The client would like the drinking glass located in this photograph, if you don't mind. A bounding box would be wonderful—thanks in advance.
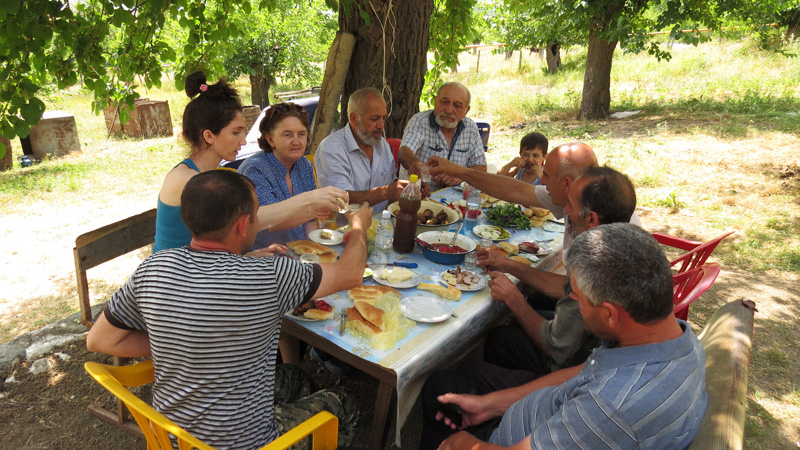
[464,252,477,271]
[300,253,320,264]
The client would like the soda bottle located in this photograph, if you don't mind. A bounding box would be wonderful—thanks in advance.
[392,174,422,253]
[375,210,394,254]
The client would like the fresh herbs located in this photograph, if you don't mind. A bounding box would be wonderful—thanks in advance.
[484,204,531,229]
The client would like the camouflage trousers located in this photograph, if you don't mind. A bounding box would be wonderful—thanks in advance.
[273,364,358,450]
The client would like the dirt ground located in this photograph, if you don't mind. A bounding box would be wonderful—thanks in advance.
[1,125,799,449]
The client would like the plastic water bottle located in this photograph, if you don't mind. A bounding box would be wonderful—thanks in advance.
[375,210,394,254]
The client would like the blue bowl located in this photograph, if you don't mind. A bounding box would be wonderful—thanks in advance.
[416,231,477,265]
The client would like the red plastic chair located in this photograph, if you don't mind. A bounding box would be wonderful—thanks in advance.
[653,231,734,274]
[672,263,721,321]
[386,138,401,169]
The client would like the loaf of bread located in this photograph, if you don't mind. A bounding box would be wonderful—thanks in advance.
[497,242,519,256]
[418,282,462,301]
[286,240,338,263]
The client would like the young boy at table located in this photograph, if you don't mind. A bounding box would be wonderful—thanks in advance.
[497,132,548,185]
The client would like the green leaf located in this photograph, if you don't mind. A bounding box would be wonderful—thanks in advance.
[357,4,371,26]
[20,98,45,122]
[14,120,31,139]
[0,0,20,14]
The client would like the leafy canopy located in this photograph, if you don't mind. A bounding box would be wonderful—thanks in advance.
[0,0,268,157]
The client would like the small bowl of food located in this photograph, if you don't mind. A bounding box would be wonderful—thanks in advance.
[416,231,477,265]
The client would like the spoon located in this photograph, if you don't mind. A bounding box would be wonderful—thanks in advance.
[448,221,465,248]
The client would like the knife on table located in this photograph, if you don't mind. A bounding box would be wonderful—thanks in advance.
[369,261,418,268]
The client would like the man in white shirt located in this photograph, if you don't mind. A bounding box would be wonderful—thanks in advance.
[315,87,417,214]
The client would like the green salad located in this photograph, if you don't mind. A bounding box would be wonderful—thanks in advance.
[484,203,531,229]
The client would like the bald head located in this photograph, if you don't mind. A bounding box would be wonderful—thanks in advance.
[552,142,598,179]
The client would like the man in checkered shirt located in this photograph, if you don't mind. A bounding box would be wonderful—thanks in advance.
[397,82,487,191]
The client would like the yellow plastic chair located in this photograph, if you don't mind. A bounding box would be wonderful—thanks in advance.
[84,360,339,450]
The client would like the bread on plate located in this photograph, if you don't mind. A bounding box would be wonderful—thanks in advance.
[417,282,462,301]
[286,240,338,263]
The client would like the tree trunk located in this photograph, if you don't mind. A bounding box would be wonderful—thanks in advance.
[250,74,273,110]
[339,0,434,138]
[545,42,561,74]
[580,31,617,120]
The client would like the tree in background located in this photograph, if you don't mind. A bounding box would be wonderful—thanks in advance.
[506,0,800,119]
[337,0,436,138]
[222,0,336,108]
[0,0,253,158]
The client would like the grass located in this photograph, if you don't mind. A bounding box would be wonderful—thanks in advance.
[1,37,799,449]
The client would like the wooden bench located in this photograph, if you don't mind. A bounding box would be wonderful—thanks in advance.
[688,299,756,450]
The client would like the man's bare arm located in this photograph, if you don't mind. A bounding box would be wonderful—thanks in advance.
[428,157,544,208]
[86,311,151,358]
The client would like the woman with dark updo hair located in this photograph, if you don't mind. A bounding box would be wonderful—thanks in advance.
[153,72,347,254]
[239,102,318,249]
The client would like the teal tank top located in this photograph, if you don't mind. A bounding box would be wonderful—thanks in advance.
[153,159,199,253]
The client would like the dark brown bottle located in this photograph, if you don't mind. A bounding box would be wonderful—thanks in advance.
[393,175,422,253]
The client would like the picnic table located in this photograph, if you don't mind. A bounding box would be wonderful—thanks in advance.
[281,186,565,448]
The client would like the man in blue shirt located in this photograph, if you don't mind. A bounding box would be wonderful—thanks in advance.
[423,223,708,450]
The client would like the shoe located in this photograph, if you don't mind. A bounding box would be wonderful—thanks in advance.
[310,347,351,376]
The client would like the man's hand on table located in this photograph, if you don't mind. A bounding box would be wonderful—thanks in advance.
[435,392,495,431]
[476,248,510,273]
[244,243,287,258]
[488,272,527,309]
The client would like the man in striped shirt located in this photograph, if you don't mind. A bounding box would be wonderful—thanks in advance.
[87,170,371,450]
[424,224,707,450]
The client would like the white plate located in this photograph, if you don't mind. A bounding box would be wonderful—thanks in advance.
[439,270,487,292]
[472,225,511,241]
[309,229,344,245]
[542,222,565,233]
[372,268,422,289]
[400,296,452,323]
[286,301,337,322]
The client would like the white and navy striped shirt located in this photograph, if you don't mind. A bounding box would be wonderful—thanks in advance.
[490,321,707,449]
[106,247,321,450]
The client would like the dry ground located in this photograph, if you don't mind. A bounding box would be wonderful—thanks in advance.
[1,113,799,447]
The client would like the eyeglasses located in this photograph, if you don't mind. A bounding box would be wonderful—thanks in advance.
[261,102,308,133]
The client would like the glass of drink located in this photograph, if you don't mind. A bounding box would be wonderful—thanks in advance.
[300,253,320,264]
[420,165,431,184]
[480,238,492,251]
[464,252,477,271]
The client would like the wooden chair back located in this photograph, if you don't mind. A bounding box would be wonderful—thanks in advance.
[73,208,156,328]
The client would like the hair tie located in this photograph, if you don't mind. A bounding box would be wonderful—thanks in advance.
[199,84,208,93]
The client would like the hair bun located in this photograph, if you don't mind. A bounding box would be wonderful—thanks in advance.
[185,71,208,98]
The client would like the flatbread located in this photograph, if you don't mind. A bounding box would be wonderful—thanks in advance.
[510,255,532,266]
[417,282,462,301]
[347,307,382,335]
[287,240,338,262]
[348,284,402,304]
[304,309,334,320]
[354,301,385,330]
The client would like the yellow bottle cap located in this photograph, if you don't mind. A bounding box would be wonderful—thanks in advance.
[410,174,418,182]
